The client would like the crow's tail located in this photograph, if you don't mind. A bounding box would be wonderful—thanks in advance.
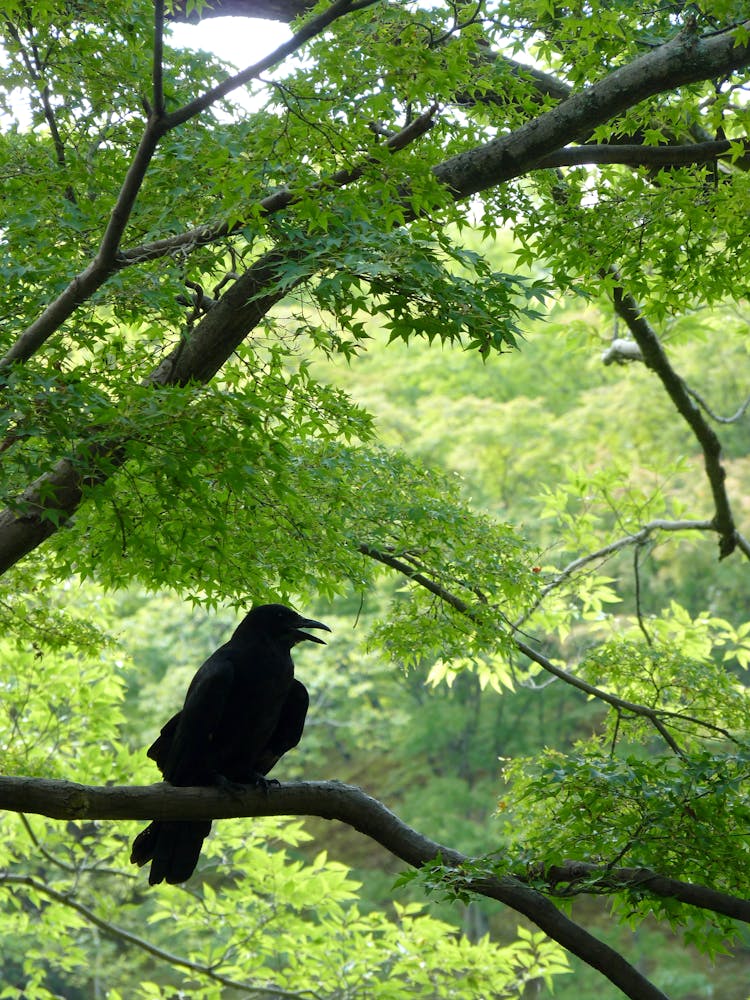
[130,820,212,885]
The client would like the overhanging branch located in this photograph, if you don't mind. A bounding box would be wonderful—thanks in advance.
[358,544,738,749]
[536,137,749,169]
[5,773,746,1000]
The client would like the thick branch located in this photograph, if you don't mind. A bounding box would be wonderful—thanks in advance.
[536,138,749,169]
[432,22,750,199]
[540,860,750,923]
[2,778,745,927]
[0,774,691,1000]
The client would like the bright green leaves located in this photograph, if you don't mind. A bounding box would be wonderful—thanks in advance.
[0,597,125,779]
[299,225,549,358]
[500,748,750,932]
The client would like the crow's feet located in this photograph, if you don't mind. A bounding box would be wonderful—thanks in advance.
[214,772,279,799]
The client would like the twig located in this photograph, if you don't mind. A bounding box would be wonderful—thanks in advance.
[118,102,440,267]
[518,519,713,626]
[633,545,652,647]
[682,383,750,424]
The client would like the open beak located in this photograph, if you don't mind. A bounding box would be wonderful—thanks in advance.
[293,617,332,645]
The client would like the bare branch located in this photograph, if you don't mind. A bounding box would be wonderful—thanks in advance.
[535,137,749,170]
[532,519,714,611]
[682,383,750,424]
[0,774,710,1000]
[609,274,742,560]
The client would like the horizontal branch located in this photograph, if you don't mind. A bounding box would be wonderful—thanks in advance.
[432,21,750,199]
[529,519,714,614]
[3,773,727,1000]
[540,860,750,923]
[536,137,749,170]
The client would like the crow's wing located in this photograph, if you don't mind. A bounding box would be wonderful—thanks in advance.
[161,650,235,785]
[146,712,180,774]
[255,678,309,777]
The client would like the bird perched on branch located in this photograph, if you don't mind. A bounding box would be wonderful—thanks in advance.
[130,603,330,885]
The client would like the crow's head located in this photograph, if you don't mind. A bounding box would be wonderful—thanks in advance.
[236,603,331,646]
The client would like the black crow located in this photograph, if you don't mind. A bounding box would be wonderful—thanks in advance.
[130,603,330,885]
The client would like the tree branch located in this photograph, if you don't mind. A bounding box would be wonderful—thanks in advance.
[117,103,439,267]
[609,273,742,559]
[524,518,715,621]
[0,773,712,1000]
[535,138,749,170]
[3,776,748,991]
[537,859,750,922]
[431,22,750,200]
[152,0,166,118]
[0,0,375,371]
[359,543,741,747]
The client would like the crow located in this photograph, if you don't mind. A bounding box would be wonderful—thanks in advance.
[130,603,330,885]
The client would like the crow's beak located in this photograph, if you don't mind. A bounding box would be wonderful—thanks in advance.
[293,617,332,645]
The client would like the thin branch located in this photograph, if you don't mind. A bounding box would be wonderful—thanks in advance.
[2,19,76,202]
[360,542,742,748]
[520,519,713,625]
[161,0,381,131]
[0,873,313,999]
[19,812,136,879]
[536,859,750,921]
[682,383,750,424]
[119,102,440,267]
[633,545,652,647]
[609,273,742,560]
